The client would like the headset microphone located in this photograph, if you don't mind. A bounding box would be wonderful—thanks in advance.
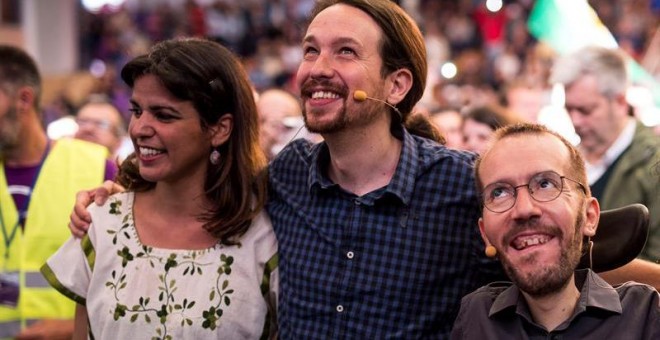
[353,90,402,120]
[353,90,368,102]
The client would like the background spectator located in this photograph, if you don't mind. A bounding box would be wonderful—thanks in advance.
[74,94,131,162]
[257,87,319,160]
[0,44,115,340]
[462,104,521,154]
[429,106,464,149]
[550,45,660,262]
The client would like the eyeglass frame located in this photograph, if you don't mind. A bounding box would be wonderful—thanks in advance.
[75,117,124,136]
[480,170,588,213]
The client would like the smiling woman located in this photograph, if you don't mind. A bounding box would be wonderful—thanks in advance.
[41,38,278,340]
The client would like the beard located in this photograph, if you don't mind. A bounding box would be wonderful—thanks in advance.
[500,210,585,298]
[0,104,21,154]
[303,97,385,134]
[303,104,349,134]
[577,101,617,155]
[300,80,385,134]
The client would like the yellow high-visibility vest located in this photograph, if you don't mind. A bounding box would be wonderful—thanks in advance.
[0,139,107,338]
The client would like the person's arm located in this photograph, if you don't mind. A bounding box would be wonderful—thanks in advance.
[73,304,89,340]
[69,180,125,238]
[267,265,279,340]
[600,259,660,290]
[15,319,73,340]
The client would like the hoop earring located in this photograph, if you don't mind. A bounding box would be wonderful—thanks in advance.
[209,149,221,165]
[485,245,497,258]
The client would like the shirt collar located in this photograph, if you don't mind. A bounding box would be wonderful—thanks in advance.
[586,118,636,170]
[308,142,334,191]
[573,268,622,314]
[307,128,419,205]
[489,283,521,317]
[489,269,622,319]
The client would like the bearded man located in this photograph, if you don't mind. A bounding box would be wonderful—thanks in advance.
[451,123,660,339]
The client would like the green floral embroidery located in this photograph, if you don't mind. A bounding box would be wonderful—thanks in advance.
[117,246,134,267]
[202,254,235,331]
[104,198,234,338]
[105,197,132,245]
[109,200,122,215]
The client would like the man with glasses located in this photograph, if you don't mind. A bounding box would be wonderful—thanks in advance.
[74,95,129,162]
[451,123,660,339]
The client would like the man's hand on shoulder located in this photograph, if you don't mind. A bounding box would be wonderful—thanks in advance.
[69,180,125,238]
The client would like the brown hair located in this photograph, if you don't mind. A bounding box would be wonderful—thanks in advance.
[404,113,446,144]
[309,0,432,139]
[474,123,590,196]
[0,45,42,110]
[464,104,521,132]
[117,38,267,245]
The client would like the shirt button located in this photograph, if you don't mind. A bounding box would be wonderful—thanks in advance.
[336,305,344,313]
[346,251,354,259]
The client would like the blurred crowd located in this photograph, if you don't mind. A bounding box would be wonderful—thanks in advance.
[3,1,659,338]
[42,0,660,156]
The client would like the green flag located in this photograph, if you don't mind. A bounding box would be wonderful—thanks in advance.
[528,0,660,108]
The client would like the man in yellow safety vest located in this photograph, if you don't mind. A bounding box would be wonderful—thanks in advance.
[0,45,116,339]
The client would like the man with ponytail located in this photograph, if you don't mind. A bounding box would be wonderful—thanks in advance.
[266,0,504,337]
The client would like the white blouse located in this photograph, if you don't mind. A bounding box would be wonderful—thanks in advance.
[43,192,278,339]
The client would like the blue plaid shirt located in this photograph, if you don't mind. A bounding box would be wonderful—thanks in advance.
[267,129,504,339]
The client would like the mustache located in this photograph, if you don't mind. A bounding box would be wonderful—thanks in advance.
[503,219,563,246]
[299,79,348,97]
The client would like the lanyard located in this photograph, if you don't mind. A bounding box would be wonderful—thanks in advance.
[1,142,50,261]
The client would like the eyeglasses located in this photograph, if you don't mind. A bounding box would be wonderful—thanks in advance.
[76,117,113,131]
[482,171,587,213]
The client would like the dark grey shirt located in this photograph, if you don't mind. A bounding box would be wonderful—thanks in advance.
[451,269,660,339]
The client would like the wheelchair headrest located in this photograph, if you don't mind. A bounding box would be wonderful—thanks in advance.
[578,203,649,272]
